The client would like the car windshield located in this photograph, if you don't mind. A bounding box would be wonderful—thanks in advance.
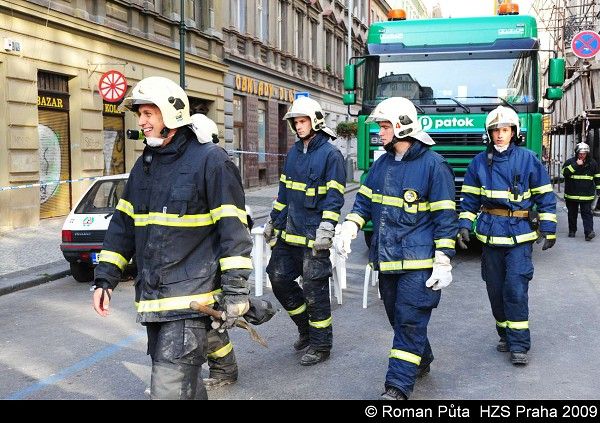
[363,50,536,107]
[75,179,127,214]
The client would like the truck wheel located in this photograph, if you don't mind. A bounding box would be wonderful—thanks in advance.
[70,262,94,283]
[364,231,373,248]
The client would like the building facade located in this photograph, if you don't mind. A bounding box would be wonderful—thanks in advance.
[0,0,226,229]
[221,0,368,187]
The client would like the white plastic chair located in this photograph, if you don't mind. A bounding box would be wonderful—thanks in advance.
[362,263,380,308]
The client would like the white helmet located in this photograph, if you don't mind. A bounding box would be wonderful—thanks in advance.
[366,97,434,145]
[283,96,336,139]
[485,106,520,138]
[575,142,590,154]
[190,114,219,144]
[119,76,191,129]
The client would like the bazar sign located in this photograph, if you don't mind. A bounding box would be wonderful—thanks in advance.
[234,74,296,103]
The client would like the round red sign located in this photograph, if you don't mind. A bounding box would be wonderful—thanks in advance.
[98,70,127,103]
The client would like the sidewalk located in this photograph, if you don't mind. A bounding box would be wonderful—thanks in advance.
[0,173,360,296]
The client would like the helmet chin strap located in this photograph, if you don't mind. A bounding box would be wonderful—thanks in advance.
[384,137,400,153]
[298,129,316,141]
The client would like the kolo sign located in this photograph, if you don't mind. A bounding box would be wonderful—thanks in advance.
[98,70,128,103]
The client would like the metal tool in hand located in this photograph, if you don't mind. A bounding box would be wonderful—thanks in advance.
[189,301,268,348]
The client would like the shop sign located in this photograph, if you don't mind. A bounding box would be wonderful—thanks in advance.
[234,74,297,103]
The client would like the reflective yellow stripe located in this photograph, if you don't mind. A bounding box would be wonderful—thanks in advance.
[596,185,600,189]
[309,316,332,328]
[280,174,287,183]
[219,256,253,271]
[288,303,307,316]
[482,189,532,202]
[290,181,307,191]
[358,185,372,198]
[564,194,595,201]
[595,174,600,178]
[475,231,538,245]
[569,175,594,180]
[326,180,345,194]
[496,320,507,328]
[461,185,481,195]
[274,201,286,211]
[318,186,327,194]
[546,234,556,240]
[379,258,434,272]
[134,212,213,227]
[322,211,340,222]
[306,186,328,196]
[430,200,456,211]
[207,342,233,359]
[280,231,315,248]
[435,238,456,249]
[98,250,129,271]
[135,289,220,313]
[116,199,134,218]
[346,213,365,228]
[389,349,421,366]
[538,213,557,222]
[566,165,575,173]
[210,204,248,224]
[459,211,477,221]
[306,187,316,196]
[507,320,529,330]
[530,184,552,195]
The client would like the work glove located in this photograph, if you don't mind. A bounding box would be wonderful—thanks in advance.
[456,228,470,250]
[334,220,359,259]
[263,219,276,247]
[313,221,336,252]
[536,232,556,251]
[212,276,250,332]
[425,251,453,291]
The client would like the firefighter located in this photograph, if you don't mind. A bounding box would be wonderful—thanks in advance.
[336,97,458,400]
[562,142,600,241]
[457,105,557,366]
[264,96,345,366]
[92,76,253,399]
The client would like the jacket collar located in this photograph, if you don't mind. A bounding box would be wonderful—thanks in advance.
[146,126,193,160]
[294,131,329,153]
[386,138,429,161]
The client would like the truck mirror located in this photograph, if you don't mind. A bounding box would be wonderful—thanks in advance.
[344,64,356,91]
[548,58,565,87]
[343,92,356,105]
[544,87,563,100]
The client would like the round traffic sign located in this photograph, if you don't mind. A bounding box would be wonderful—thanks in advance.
[571,30,600,59]
[98,70,128,103]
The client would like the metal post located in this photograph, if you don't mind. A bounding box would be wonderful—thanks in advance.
[179,0,186,89]
[346,0,354,181]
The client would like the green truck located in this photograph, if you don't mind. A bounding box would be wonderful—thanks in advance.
[343,11,565,243]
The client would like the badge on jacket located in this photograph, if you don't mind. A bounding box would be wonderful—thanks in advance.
[403,189,419,203]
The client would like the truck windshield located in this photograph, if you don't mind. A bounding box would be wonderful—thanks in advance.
[363,51,536,107]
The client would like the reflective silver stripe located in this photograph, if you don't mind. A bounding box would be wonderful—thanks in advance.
[564,194,595,201]
[135,289,220,313]
[430,200,456,211]
[322,211,340,222]
[358,185,372,198]
[379,258,434,272]
[116,199,134,218]
[482,189,532,202]
[530,184,552,195]
[98,250,129,271]
[569,175,594,180]
[459,211,477,221]
[207,342,233,359]
[496,320,507,328]
[507,320,529,330]
[434,238,456,249]
[309,316,332,328]
[538,213,557,222]
[210,204,248,224]
[288,303,307,316]
[461,185,481,195]
[389,349,421,365]
[326,180,345,194]
[274,201,286,211]
[219,256,253,271]
[346,213,365,228]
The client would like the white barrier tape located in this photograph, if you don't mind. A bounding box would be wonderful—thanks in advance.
[226,149,287,157]
[0,176,100,192]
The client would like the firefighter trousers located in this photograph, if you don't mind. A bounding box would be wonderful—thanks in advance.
[566,200,594,235]
[266,241,333,350]
[378,270,440,399]
[206,328,238,381]
[481,243,534,353]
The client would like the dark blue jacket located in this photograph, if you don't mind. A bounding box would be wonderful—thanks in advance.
[270,132,345,247]
[562,156,600,201]
[346,141,458,272]
[459,143,557,245]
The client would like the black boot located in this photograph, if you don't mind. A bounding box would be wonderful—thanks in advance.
[585,231,595,241]
[511,351,528,365]
[203,376,237,391]
[568,231,576,238]
[497,338,509,352]
[293,333,310,351]
[300,348,330,366]
[381,385,407,400]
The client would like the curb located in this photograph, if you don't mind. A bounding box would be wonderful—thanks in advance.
[0,261,70,297]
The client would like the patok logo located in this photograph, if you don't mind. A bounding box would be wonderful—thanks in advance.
[419,116,475,130]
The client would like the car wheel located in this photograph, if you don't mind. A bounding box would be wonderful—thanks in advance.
[70,262,94,283]
[364,231,373,249]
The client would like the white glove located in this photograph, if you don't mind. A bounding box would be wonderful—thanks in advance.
[334,221,359,259]
[425,251,452,291]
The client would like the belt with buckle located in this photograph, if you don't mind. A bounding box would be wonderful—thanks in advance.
[481,207,529,218]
